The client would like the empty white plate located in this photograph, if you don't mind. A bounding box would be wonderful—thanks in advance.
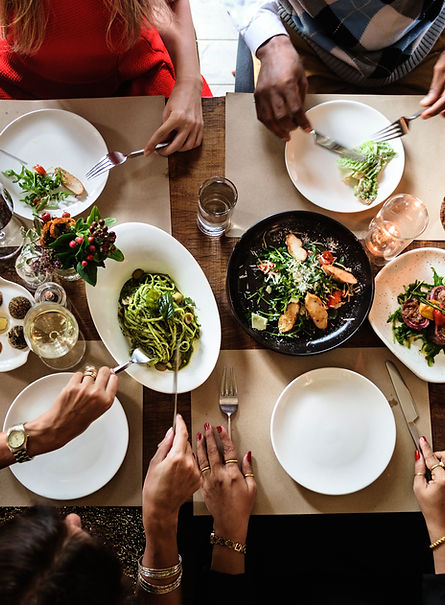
[3,372,128,500]
[285,100,405,213]
[270,367,396,495]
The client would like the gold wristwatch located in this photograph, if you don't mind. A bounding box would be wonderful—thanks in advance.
[6,424,32,463]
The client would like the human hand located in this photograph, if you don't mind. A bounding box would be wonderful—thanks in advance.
[196,423,256,544]
[255,35,312,141]
[144,78,204,156]
[25,367,118,457]
[413,436,445,540]
[142,414,200,532]
[420,50,445,118]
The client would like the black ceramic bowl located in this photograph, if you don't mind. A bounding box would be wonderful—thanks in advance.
[226,211,374,356]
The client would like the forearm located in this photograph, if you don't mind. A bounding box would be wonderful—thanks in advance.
[428,528,445,573]
[157,0,201,86]
[210,524,248,575]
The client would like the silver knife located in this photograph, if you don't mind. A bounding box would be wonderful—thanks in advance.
[385,360,421,449]
[310,130,366,162]
[172,341,180,432]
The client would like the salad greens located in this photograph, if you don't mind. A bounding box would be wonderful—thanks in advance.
[387,267,445,366]
[338,140,396,205]
[3,165,71,214]
[248,239,357,338]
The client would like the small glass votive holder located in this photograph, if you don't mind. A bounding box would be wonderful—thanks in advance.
[197,176,238,237]
[363,193,429,265]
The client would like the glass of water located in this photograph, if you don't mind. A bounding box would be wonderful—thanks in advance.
[197,176,238,237]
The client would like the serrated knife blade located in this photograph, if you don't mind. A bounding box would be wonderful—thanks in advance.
[385,360,420,449]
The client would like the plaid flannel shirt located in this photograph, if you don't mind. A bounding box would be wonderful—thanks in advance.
[279,0,445,86]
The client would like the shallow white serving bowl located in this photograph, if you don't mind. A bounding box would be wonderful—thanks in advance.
[270,367,396,495]
[3,373,128,500]
[86,222,221,393]
[0,276,33,371]
[369,247,445,383]
[285,100,405,213]
[0,108,108,220]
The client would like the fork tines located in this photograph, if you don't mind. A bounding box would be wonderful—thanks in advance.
[85,156,112,179]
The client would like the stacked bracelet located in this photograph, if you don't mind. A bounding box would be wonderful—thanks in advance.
[429,536,445,550]
[210,531,247,555]
[137,555,182,594]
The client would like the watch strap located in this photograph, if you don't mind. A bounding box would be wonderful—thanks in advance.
[6,424,33,463]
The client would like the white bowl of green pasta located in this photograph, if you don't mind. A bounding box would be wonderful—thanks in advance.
[86,222,221,393]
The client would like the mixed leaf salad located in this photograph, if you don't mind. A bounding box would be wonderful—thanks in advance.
[3,164,84,215]
[248,233,359,338]
[338,140,396,205]
[388,267,445,366]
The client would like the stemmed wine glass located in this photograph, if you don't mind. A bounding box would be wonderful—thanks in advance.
[0,184,23,259]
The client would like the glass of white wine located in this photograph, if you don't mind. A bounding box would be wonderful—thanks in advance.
[23,302,86,370]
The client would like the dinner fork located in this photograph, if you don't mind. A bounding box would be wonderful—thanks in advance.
[219,367,238,439]
[112,347,153,374]
[370,110,423,143]
[85,142,170,179]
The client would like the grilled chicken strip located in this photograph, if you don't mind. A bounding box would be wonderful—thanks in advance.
[322,264,357,285]
[304,292,328,330]
[286,233,307,262]
[278,301,300,333]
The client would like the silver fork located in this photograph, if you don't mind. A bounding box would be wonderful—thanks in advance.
[85,142,170,179]
[112,347,154,374]
[219,367,238,439]
[370,110,423,143]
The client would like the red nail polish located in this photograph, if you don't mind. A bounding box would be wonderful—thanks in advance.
[421,436,427,442]
[415,449,421,461]
[204,423,210,431]
[197,432,202,441]
[247,451,252,463]
[216,425,223,433]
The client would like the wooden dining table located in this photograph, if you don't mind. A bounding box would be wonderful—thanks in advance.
[0,95,444,603]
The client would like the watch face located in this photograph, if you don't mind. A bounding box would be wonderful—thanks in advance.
[8,430,25,449]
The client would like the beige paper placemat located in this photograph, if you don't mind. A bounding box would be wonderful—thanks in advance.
[0,97,171,232]
[0,340,142,506]
[192,348,431,515]
[226,93,444,240]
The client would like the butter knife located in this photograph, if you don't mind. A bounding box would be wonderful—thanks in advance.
[385,360,421,449]
[310,130,366,162]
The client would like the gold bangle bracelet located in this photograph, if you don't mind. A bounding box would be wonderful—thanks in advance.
[429,536,445,550]
[210,531,247,554]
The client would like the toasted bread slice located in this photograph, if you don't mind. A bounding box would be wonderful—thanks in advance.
[278,301,300,333]
[57,168,85,196]
[286,233,307,262]
[304,292,328,330]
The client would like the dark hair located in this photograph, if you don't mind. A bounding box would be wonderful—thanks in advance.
[0,505,131,605]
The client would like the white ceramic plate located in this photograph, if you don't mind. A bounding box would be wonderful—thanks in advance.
[369,247,445,382]
[0,109,108,220]
[270,368,396,495]
[0,276,33,371]
[3,373,128,500]
[86,222,221,393]
[285,100,405,213]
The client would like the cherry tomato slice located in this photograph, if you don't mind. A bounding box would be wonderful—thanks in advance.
[327,290,343,308]
[433,307,445,327]
[318,250,334,265]
[33,164,46,175]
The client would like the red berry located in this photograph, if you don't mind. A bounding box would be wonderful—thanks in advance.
[81,260,88,267]
[41,212,51,223]
[75,236,84,244]
[62,212,71,218]
[86,254,94,261]
[88,236,95,243]
[88,245,96,252]
[69,240,78,248]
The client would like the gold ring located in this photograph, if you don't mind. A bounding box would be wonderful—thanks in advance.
[82,365,97,380]
[431,462,445,471]
[224,459,238,464]
[200,466,210,473]
[244,473,255,478]
[414,472,426,476]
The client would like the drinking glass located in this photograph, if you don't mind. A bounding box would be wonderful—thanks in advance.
[197,176,238,236]
[0,184,23,260]
[363,193,429,265]
[23,301,86,370]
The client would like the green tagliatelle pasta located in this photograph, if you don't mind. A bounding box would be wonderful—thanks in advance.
[118,271,200,370]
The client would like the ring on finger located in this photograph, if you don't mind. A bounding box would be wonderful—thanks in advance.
[414,472,426,476]
[430,462,444,471]
[200,465,211,473]
[244,473,255,478]
[82,365,97,380]
[225,459,238,465]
